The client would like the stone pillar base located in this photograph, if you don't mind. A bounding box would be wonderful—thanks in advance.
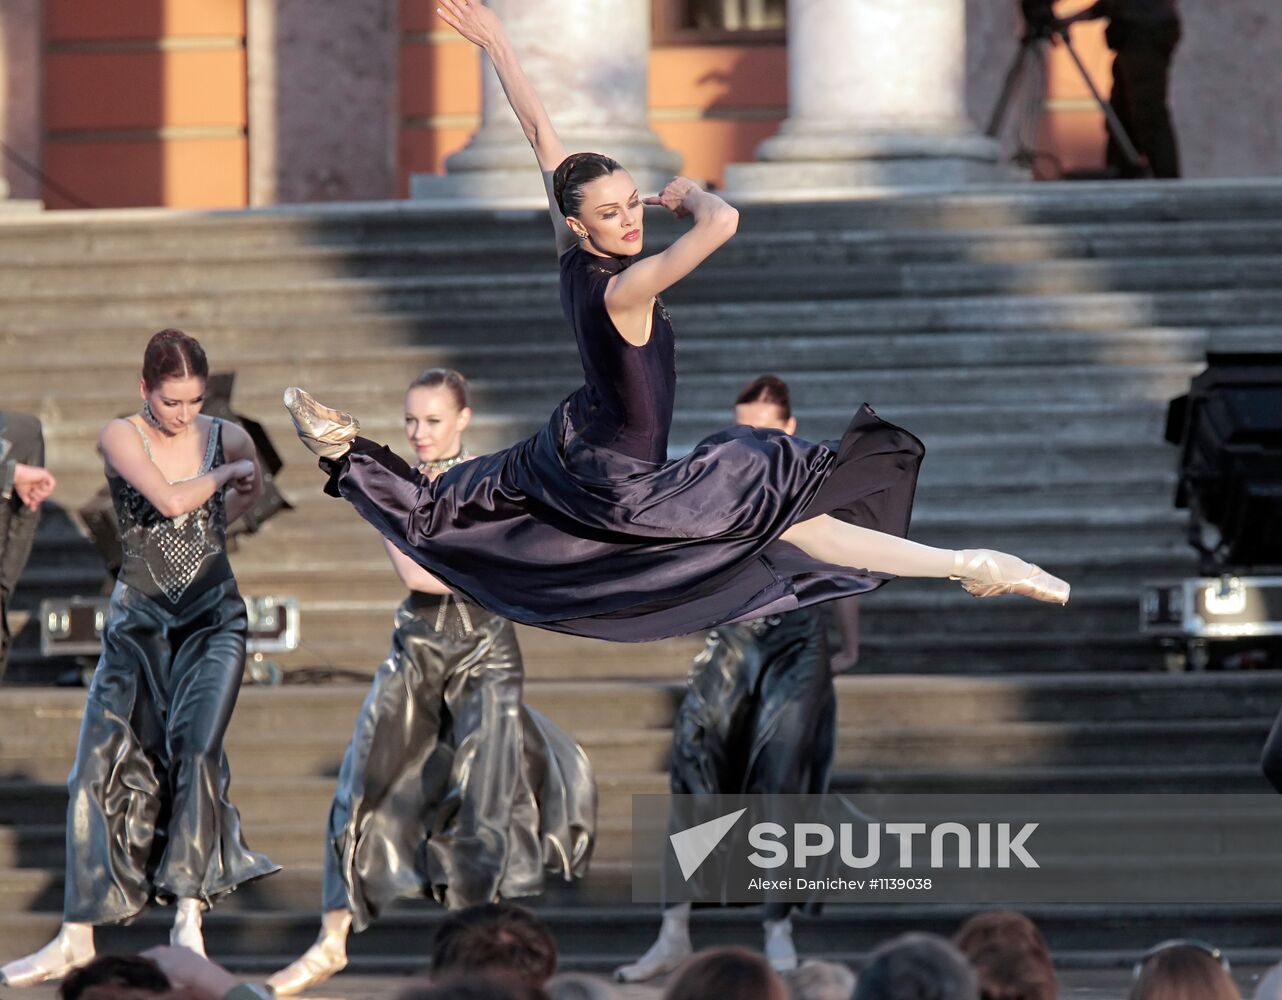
[0,196,44,213]
[412,126,681,208]
[724,128,1004,199]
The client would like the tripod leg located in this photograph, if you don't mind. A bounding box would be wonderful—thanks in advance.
[987,41,1032,137]
[1058,29,1147,174]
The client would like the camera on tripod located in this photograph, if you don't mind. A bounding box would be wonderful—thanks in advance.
[989,0,1145,178]
[1020,0,1062,41]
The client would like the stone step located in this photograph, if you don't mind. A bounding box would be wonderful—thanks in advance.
[2,903,1281,974]
[0,773,667,831]
[2,362,1204,426]
[0,673,1278,732]
[0,715,1270,786]
[4,177,1282,252]
[0,255,1279,328]
[6,325,1275,384]
[3,240,1282,301]
[2,264,1282,333]
[850,632,1166,674]
[840,760,1275,794]
[5,217,1282,278]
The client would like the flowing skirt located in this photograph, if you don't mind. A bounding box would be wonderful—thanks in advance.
[322,594,595,931]
[325,398,923,643]
[63,579,279,924]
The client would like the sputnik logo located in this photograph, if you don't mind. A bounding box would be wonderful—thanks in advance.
[669,808,747,880]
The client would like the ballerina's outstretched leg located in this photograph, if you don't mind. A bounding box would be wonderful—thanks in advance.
[780,515,1069,604]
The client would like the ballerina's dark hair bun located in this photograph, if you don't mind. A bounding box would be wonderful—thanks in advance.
[553,152,623,217]
[142,329,208,390]
[409,367,470,410]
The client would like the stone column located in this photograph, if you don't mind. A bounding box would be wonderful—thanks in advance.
[0,0,43,205]
[724,0,1000,197]
[248,0,398,205]
[412,0,681,206]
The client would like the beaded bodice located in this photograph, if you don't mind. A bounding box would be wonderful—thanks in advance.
[108,418,232,608]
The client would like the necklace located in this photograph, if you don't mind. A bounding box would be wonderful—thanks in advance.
[417,450,470,475]
[141,399,163,429]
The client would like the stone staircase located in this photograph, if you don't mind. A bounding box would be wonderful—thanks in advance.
[9,180,1282,679]
[3,180,1282,973]
[0,672,1279,973]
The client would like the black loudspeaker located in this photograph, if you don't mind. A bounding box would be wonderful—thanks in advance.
[1167,353,1282,571]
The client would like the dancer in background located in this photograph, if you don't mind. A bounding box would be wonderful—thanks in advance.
[0,330,279,987]
[268,369,595,997]
[616,376,839,982]
[283,0,1068,648]
[0,410,57,679]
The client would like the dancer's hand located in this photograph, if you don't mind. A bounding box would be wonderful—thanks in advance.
[437,0,504,50]
[13,464,55,511]
[220,458,256,493]
[141,945,240,1000]
[644,177,704,220]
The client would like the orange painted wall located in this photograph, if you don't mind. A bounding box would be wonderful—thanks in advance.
[42,0,247,209]
[40,2,1113,208]
[1042,20,1113,175]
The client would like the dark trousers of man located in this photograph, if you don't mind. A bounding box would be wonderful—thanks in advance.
[1107,22,1181,178]
[0,412,45,678]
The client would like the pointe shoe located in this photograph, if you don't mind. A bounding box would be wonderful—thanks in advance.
[171,900,206,958]
[1,935,94,987]
[266,936,348,996]
[283,387,360,460]
[951,550,1070,605]
[613,934,693,983]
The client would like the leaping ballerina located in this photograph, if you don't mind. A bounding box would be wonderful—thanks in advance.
[282,0,1069,648]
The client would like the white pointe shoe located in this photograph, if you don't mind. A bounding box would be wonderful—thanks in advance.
[171,899,207,957]
[266,935,349,996]
[764,919,798,973]
[282,387,360,460]
[0,933,94,987]
[613,933,693,983]
[950,550,1070,605]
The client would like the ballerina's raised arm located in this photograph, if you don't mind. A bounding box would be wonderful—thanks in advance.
[437,1,740,346]
[436,0,574,253]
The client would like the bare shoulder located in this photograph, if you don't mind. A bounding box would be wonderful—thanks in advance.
[219,420,257,463]
[99,416,142,448]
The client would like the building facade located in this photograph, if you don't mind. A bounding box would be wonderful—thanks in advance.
[2,0,1279,209]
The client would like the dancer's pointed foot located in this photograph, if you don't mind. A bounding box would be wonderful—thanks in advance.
[0,927,95,987]
[283,387,359,460]
[171,899,206,958]
[763,918,798,973]
[613,932,693,983]
[951,549,1070,605]
[266,930,349,995]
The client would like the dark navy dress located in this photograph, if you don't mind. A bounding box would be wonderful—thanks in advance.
[324,247,924,643]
